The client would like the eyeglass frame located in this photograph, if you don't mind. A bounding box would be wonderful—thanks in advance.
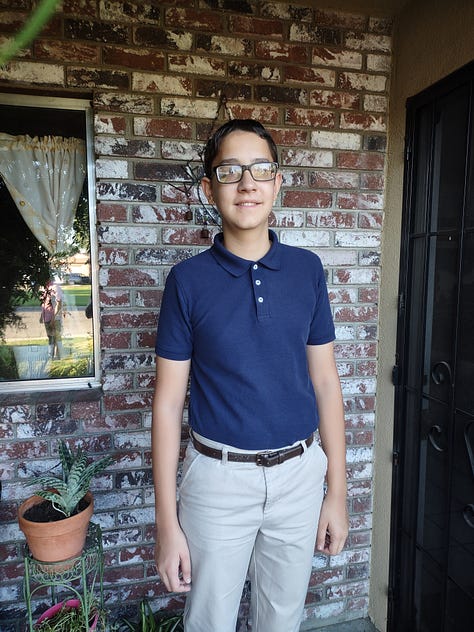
[212,161,279,184]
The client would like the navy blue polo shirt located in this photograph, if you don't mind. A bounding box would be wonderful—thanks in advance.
[155,230,335,450]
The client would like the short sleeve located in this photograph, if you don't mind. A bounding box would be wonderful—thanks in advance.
[307,259,335,346]
[155,269,193,360]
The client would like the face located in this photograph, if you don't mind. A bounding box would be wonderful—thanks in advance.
[201,130,282,235]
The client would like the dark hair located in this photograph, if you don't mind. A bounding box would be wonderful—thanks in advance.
[202,119,278,178]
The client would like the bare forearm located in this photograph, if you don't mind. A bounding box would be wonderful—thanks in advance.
[152,403,182,531]
[317,378,347,497]
[151,357,190,531]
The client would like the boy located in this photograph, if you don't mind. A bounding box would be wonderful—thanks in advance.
[152,119,348,632]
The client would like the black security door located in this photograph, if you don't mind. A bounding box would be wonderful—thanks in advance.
[389,62,474,631]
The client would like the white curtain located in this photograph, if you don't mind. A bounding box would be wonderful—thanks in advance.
[0,133,86,254]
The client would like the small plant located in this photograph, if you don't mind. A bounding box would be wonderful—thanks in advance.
[121,600,183,632]
[25,440,113,518]
[35,598,104,631]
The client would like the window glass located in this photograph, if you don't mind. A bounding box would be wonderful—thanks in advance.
[0,95,98,390]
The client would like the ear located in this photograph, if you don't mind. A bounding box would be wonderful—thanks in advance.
[201,176,214,204]
[273,171,283,202]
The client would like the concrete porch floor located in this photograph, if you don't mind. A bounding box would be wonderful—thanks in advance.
[304,618,379,632]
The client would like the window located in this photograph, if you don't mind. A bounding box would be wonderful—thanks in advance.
[0,94,99,392]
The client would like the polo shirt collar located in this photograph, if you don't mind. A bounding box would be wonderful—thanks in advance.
[211,230,282,277]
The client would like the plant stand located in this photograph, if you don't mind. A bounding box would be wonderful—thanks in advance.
[23,522,104,631]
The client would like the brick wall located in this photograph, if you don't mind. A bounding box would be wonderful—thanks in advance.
[0,1,392,629]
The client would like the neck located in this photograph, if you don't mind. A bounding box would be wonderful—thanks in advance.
[222,227,271,261]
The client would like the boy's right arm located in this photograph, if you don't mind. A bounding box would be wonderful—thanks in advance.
[152,355,192,592]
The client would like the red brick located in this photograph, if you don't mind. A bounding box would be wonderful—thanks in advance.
[133,117,192,139]
[255,41,307,64]
[311,89,361,110]
[337,192,383,210]
[162,227,213,245]
[229,15,284,37]
[285,108,336,128]
[337,151,385,170]
[104,392,153,411]
[283,190,333,208]
[334,306,378,322]
[103,46,165,71]
[34,39,99,62]
[101,331,133,349]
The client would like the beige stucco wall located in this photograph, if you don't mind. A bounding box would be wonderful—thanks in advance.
[370,1,474,630]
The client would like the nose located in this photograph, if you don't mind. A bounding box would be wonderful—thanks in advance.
[237,167,257,189]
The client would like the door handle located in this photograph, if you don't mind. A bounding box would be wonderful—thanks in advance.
[463,504,474,529]
[431,361,452,385]
[428,424,445,452]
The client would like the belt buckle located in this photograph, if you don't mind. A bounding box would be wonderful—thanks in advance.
[256,450,281,467]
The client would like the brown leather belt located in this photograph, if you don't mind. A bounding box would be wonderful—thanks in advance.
[191,433,314,467]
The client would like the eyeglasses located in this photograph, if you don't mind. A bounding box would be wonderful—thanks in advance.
[212,161,279,184]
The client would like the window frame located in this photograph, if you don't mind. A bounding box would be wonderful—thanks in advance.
[0,93,101,394]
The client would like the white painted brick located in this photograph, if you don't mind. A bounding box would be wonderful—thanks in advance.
[161,141,203,161]
[94,489,142,510]
[330,547,371,567]
[0,61,64,85]
[161,97,217,119]
[282,148,333,168]
[341,72,387,92]
[117,506,156,525]
[367,53,392,72]
[103,373,133,391]
[335,231,381,248]
[99,225,157,244]
[335,325,356,340]
[346,445,374,463]
[96,159,129,179]
[95,136,155,157]
[312,48,363,69]
[280,230,330,247]
[311,130,361,150]
[208,36,251,56]
[271,210,305,227]
[345,32,392,53]
[318,250,358,266]
[364,94,388,112]
[132,73,191,94]
[168,55,226,76]
[114,431,151,448]
[303,601,346,621]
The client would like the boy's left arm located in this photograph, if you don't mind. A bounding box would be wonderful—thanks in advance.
[307,342,349,555]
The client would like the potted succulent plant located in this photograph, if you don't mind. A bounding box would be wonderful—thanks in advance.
[18,440,113,564]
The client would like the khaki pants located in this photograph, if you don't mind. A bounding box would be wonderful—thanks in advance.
[178,435,327,632]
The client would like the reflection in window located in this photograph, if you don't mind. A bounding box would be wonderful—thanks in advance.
[0,96,97,388]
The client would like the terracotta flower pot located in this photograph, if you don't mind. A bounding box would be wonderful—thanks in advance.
[18,491,93,564]
[37,598,98,630]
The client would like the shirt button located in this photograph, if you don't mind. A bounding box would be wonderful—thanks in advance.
[253,264,258,270]
[255,279,261,286]
[258,297,264,303]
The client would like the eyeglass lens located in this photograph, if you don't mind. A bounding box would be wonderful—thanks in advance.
[214,162,278,183]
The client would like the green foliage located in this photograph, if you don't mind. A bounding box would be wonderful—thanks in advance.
[26,440,114,518]
[0,177,51,338]
[121,600,184,632]
[35,600,106,632]
[0,345,18,380]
